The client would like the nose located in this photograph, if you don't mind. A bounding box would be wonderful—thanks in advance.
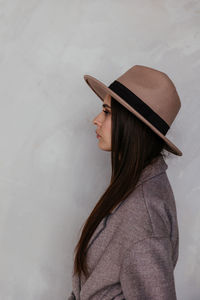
[93,112,102,126]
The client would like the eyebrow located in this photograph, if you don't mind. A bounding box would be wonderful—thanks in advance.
[102,104,111,109]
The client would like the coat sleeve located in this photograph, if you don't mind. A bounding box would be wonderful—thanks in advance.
[119,236,177,300]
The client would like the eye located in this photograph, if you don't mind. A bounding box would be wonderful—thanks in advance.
[103,110,109,115]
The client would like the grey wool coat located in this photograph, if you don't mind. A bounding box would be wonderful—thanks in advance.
[68,155,179,300]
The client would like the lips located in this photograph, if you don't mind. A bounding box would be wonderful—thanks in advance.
[96,131,101,137]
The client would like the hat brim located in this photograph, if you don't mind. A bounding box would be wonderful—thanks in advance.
[84,74,182,156]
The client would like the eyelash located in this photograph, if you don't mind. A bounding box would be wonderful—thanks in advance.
[103,110,109,115]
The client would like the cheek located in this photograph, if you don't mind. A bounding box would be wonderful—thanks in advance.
[104,117,112,136]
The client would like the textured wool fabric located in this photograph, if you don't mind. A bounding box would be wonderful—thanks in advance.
[68,155,179,300]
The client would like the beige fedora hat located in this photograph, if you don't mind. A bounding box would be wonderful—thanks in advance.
[84,64,182,156]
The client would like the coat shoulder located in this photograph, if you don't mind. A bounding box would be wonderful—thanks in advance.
[114,170,178,247]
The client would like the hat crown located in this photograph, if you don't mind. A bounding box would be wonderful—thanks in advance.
[117,65,181,126]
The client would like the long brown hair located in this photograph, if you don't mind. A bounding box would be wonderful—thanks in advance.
[73,95,171,279]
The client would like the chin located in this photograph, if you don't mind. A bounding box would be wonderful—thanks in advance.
[98,139,111,151]
[98,144,111,151]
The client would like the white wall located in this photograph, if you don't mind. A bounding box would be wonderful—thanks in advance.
[0,0,199,299]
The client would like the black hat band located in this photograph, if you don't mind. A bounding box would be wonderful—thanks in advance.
[108,80,170,136]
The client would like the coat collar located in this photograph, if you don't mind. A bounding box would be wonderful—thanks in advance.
[135,154,168,187]
[110,154,168,215]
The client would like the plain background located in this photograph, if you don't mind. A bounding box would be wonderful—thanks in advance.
[0,1,199,299]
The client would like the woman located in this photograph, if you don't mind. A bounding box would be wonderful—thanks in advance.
[68,65,182,300]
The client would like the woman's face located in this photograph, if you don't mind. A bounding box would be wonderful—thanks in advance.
[93,94,112,151]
